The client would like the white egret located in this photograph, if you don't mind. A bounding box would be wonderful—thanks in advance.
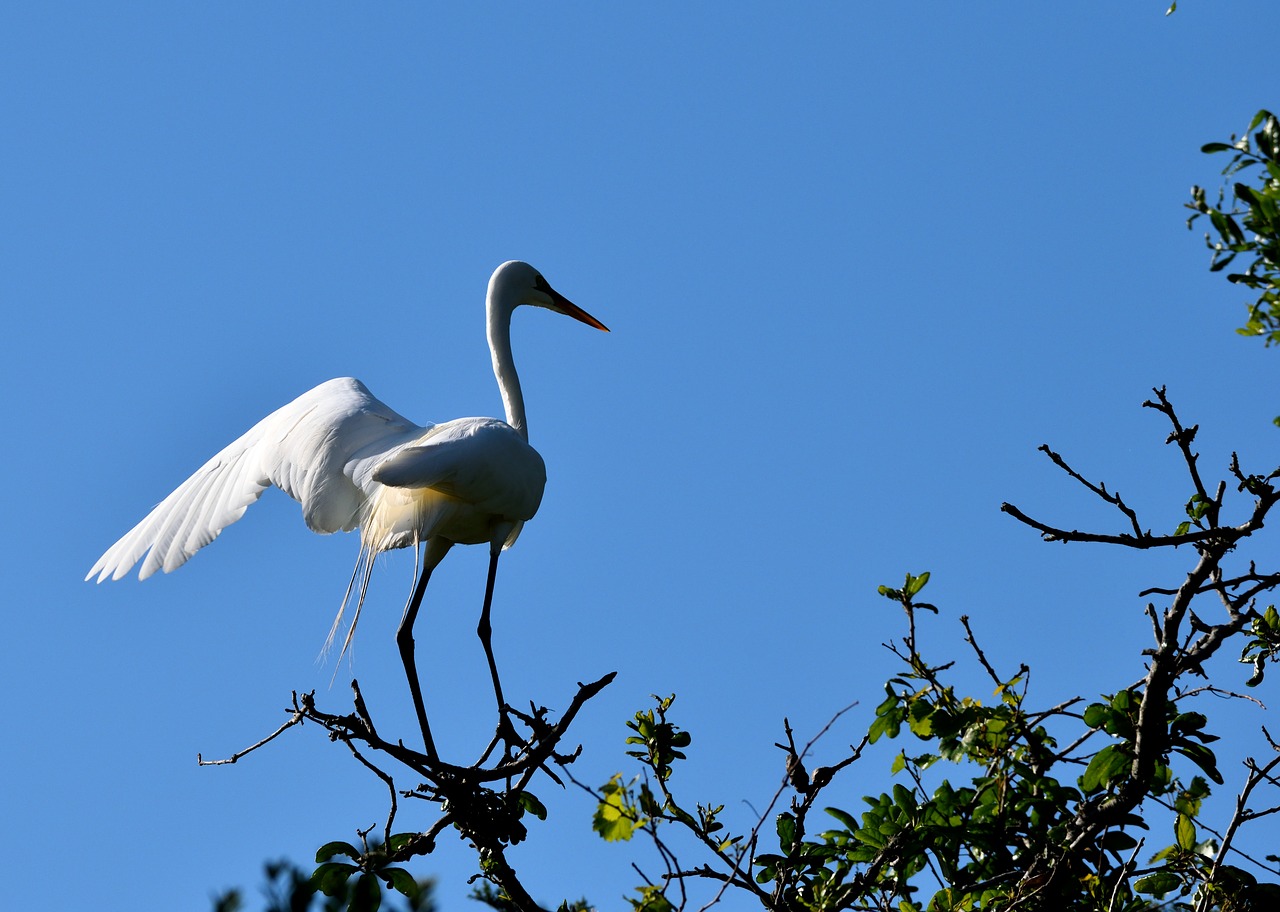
[86,260,609,758]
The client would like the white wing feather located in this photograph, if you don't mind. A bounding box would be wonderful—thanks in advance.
[86,378,426,582]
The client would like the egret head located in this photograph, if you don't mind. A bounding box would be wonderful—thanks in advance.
[489,260,609,332]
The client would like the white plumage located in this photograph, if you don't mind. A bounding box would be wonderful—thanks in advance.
[86,379,543,583]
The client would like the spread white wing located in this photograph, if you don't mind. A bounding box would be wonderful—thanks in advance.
[86,377,426,582]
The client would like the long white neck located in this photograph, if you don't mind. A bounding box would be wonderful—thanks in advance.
[487,295,528,439]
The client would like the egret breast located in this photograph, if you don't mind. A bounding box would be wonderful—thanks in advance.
[361,417,547,553]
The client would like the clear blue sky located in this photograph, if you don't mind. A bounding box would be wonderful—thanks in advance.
[4,3,1279,909]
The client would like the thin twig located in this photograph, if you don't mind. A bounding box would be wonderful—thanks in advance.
[341,736,399,843]
[197,695,307,766]
[1212,754,1280,881]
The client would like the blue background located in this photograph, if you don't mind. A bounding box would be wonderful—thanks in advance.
[4,3,1279,909]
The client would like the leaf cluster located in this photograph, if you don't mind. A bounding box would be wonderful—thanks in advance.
[310,836,432,912]
[213,859,435,912]
[1188,110,1280,347]
[626,695,692,782]
[1241,605,1280,686]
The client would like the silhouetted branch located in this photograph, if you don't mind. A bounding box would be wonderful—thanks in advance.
[1036,443,1145,538]
[203,665,615,912]
[1213,754,1280,882]
[1144,386,1216,519]
[997,392,1280,900]
[999,501,1226,548]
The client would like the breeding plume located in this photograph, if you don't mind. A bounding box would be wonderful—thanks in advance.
[87,260,609,758]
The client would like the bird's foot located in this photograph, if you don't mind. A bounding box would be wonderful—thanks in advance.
[496,709,524,756]
[475,706,527,767]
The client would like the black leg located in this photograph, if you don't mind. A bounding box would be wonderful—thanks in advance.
[396,539,451,761]
[478,548,506,716]
[473,545,526,766]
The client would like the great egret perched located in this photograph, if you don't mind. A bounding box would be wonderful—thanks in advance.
[87,260,609,758]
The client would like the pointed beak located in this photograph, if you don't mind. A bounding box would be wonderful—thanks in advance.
[550,287,610,332]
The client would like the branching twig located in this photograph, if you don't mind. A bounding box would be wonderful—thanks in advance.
[1212,754,1280,881]
[197,694,308,766]
[1037,443,1145,538]
[202,666,616,912]
[1143,386,1216,525]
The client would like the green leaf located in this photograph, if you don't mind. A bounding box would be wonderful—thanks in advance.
[386,833,417,853]
[754,854,781,884]
[1175,813,1196,851]
[906,706,934,738]
[316,841,361,862]
[905,572,930,596]
[824,806,859,831]
[630,885,676,912]
[1134,871,1180,897]
[593,782,640,842]
[350,872,382,912]
[891,783,916,810]
[776,813,796,852]
[867,712,894,744]
[311,862,359,897]
[1083,703,1109,728]
[637,783,662,818]
[1171,711,1208,735]
[1172,742,1224,784]
[1081,745,1130,793]
[852,826,886,848]
[382,868,419,899]
[1100,830,1138,852]
[519,791,548,821]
